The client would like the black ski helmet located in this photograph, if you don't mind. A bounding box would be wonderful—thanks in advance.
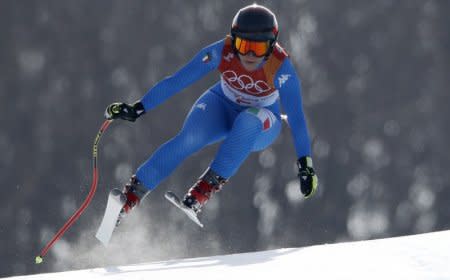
[231,4,278,55]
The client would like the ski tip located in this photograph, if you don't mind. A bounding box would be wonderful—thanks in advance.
[164,190,175,197]
[165,191,179,202]
[35,255,43,264]
[95,235,111,247]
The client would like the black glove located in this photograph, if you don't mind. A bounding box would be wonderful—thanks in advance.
[105,102,145,122]
[297,156,318,198]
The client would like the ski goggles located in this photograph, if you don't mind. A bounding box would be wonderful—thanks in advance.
[234,36,271,57]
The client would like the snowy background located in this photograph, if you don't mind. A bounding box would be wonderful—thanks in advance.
[1,0,449,277]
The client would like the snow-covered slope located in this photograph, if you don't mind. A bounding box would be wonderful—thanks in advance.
[6,230,450,280]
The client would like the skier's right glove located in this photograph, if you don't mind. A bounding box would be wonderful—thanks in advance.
[297,156,318,198]
[105,101,145,122]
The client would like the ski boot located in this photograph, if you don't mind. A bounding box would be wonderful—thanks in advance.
[182,168,227,213]
[116,175,150,225]
[96,175,150,245]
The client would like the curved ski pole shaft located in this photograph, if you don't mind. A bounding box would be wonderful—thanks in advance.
[35,120,113,264]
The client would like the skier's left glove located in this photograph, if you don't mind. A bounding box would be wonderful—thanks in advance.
[105,101,145,122]
[297,156,318,198]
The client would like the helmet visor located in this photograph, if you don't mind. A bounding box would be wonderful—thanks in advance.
[234,36,270,57]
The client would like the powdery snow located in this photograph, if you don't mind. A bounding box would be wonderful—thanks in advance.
[5,230,450,280]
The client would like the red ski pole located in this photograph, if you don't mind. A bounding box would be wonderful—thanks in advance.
[35,119,113,264]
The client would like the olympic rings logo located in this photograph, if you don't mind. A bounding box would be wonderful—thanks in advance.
[222,70,271,95]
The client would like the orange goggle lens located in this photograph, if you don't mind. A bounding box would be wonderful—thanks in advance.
[234,37,270,57]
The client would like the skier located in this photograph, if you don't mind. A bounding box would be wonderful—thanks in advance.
[104,4,318,225]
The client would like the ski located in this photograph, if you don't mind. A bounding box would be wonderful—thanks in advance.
[95,188,126,246]
[165,191,204,228]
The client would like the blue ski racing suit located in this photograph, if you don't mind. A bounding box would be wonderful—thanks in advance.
[134,36,312,191]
